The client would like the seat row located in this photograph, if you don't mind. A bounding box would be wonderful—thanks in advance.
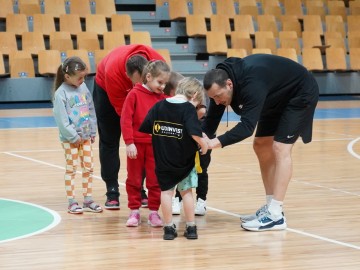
[0,31,154,55]
[0,0,117,19]
[1,13,133,36]
[226,47,360,71]
[203,31,360,55]
[159,0,360,21]
[184,14,360,38]
[0,48,172,78]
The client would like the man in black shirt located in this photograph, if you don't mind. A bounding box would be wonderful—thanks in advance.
[202,55,319,232]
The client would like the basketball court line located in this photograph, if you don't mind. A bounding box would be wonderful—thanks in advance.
[0,198,62,244]
[3,149,360,251]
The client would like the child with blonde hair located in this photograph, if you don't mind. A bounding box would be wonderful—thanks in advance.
[53,56,102,214]
[140,77,208,240]
[121,60,170,227]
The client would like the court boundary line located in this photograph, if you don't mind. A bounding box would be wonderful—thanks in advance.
[0,198,61,244]
[3,151,360,251]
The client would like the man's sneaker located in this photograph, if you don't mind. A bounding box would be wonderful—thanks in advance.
[240,204,267,223]
[148,211,163,227]
[126,211,141,227]
[241,211,287,232]
[172,197,182,215]
[141,189,148,208]
[163,224,177,240]
[184,225,198,239]
[194,198,207,216]
[104,198,120,210]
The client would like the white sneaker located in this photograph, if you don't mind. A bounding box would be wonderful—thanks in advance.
[194,198,207,216]
[172,197,182,215]
[240,204,267,223]
[241,210,287,232]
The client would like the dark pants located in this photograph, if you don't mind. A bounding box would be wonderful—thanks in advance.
[93,80,120,198]
[175,150,212,201]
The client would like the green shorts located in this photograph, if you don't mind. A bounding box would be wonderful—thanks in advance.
[176,167,198,192]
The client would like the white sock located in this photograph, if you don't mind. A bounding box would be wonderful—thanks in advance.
[268,199,283,219]
[266,195,273,206]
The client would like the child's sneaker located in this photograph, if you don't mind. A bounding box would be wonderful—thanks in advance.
[83,200,103,213]
[184,225,198,239]
[148,211,163,227]
[240,204,267,222]
[163,224,177,240]
[194,198,207,216]
[126,210,141,227]
[172,197,182,215]
[241,210,287,232]
[141,189,148,208]
[68,202,83,214]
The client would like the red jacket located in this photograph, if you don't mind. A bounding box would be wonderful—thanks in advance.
[95,44,165,116]
[121,84,167,145]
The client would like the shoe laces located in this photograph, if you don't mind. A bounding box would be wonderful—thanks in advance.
[129,211,140,219]
[256,204,267,215]
[149,211,161,220]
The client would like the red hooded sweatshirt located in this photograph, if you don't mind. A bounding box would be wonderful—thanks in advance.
[95,44,165,116]
[121,83,167,145]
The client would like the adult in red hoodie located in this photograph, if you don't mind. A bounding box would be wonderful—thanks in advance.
[93,44,165,209]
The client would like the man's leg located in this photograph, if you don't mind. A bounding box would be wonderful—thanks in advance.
[93,81,121,208]
[272,141,294,202]
[241,139,292,231]
[240,137,275,222]
[253,136,275,196]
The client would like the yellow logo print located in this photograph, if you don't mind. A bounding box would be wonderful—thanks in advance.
[154,123,160,133]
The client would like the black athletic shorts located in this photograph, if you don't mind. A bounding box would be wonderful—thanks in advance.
[255,75,319,144]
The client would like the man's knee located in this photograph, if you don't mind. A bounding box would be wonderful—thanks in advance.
[253,136,274,154]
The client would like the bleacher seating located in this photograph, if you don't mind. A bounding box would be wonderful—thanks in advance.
[1,0,360,100]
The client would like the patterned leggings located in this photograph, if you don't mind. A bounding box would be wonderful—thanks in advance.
[61,139,94,200]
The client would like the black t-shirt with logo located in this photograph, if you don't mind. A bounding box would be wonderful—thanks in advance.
[139,100,202,191]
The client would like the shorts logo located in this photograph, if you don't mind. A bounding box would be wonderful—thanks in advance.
[153,121,183,139]
[287,135,295,139]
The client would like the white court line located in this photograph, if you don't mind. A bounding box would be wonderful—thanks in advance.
[0,198,61,244]
[4,151,360,250]
[3,152,124,185]
[347,137,360,160]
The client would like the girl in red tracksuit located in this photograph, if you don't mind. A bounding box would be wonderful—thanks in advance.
[121,60,170,227]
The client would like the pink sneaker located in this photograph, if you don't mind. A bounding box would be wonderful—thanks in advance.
[148,211,163,227]
[126,211,141,227]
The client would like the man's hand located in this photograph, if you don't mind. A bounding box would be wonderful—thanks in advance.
[208,137,222,149]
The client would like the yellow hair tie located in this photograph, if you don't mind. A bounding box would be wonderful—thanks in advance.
[195,151,202,173]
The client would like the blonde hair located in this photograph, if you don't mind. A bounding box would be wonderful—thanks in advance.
[142,60,170,84]
[175,77,204,105]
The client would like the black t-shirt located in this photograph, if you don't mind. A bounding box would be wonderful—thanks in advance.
[139,100,202,191]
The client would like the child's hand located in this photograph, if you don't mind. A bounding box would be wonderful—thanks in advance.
[200,143,208,155]
[126,144,137,159]
[73,137,82,147]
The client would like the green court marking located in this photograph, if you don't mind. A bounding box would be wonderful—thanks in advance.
[0,198,61,243]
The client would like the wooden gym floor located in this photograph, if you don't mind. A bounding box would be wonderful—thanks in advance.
[0,97,360,269]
